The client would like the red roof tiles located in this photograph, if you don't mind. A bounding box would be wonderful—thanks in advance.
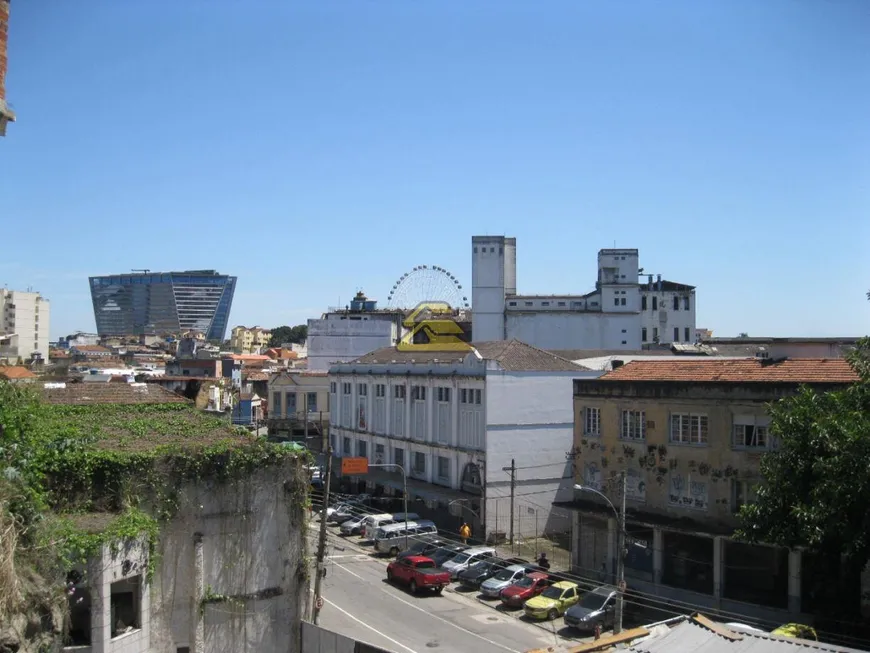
[0,366,37,379]
[601,358,858,384]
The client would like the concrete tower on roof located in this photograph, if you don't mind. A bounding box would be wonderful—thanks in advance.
[471,235,517,342]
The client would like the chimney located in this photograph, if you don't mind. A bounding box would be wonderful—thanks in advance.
[657,274,662,292]
[0,0,13,135]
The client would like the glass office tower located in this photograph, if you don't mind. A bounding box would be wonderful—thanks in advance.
[89,270,237,341]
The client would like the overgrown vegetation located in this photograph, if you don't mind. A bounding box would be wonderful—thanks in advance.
[0,381,308,643]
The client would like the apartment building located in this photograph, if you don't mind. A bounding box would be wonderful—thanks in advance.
[564,357,859,625]
[328,340,601,538]
[267,371,331,445]
[0,289,50,364]
[230,326,271,354]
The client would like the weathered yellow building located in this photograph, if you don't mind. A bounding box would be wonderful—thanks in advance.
[230,325,271,354]
[267,371,330,445]
[565,357,858,626]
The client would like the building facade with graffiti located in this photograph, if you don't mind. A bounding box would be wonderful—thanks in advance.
[328,339,601,538]
[563,356,860,627]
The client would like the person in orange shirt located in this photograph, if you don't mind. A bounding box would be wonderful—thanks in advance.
[459,522,471,544]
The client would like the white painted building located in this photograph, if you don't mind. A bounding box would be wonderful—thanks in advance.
[0,289,50,364]
[306,291,404,373]
[328,340,602,539]
[471,236,696,350]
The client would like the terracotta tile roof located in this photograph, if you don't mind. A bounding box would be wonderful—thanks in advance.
[349,340,588,372]
[230,354,271,361]
[244,371,270,382]
[71,345,111,353]
[600,358,859,384]
[0,366,37,379]
[265,348,298,360]
[473,340,590,372]
[40,383,190,405]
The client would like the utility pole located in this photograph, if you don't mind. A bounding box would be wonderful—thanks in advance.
[503,459,516,544]
[615,470,626,634]
[312,444,333,625]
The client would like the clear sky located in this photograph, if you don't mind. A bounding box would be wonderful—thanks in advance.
[2,1,868,340]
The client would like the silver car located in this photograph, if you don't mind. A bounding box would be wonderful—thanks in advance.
[340,515,366,536]
[441,546,496,580]
[479,564,530,598]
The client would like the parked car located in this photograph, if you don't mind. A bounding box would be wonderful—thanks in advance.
[429,544,470,568]
[499,572,551,608]
[523,581,581,621]
[327,503,365,524]
[564,585,618,631]
[339,515,367,536]
[361,514,396,540]
[374,521,439,556]
[479,564,532,598]
[396,537,448,561]
[456,558,510,590]
[386,555,451,594]
[442,546,497,580]
[391,512,420,522]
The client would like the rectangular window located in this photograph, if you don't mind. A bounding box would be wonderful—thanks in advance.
[460,389,467,403]
[641,296,647,310]
[330,382,337,393]
[357,440,367,458]
[641,327,647,342]
[437,456,450,481]
[287,392,297,414]
[652,297,658,311]
[412,385,426,400]
[674,327,680,342]
[653,327,659,342]
[684,296,690,310]
[110,577,141,638]
[342,382,351,395]
[475,389,482,405]
[307,392,317,412]
[412,451,426,476]
[685,327,691,342]
[343,437,351,455]
[584,407,601,436]
[437,387,451,402]
[394,385,406,399]
[732,480,759,513]
[673,296,680,310]
[272,392,282,415]
[620,297,626,306]
[374,443,385,463]
[394,447,404,469]
[620,410,646,440]
[614,297,619,306]
[733,422,769,449]
[670,413,708,444]
[357,383,368,396]
[375,384,386,397]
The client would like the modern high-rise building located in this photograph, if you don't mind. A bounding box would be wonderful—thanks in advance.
[89,270,237,341]
[0,289,50,363]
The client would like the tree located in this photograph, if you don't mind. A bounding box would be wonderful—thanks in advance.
[269,325,307,348]
[737,332,750,338]
[737,337,870,618]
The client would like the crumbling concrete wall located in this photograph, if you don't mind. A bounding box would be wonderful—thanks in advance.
[149,459,308,653]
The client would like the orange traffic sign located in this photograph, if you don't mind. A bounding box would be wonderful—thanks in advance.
[341,457,369,476]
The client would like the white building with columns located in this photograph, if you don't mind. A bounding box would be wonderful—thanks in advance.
[471,236,697,350]
[328,339,602,539]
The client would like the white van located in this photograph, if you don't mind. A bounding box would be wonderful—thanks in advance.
[373,520,438,555]
[361,514,395,540]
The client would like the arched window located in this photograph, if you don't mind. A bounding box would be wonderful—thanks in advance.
[461,462,482,495]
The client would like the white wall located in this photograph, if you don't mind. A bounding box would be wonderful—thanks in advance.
[149,460,306,653]
[0,290,50,361]
[505,312,641,350]
[307,317,396,372]
[640,289,696,344]
[483,370,601,538]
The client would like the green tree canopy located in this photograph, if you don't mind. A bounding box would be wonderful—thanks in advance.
[269,324,307,347]
[737,338,870,615]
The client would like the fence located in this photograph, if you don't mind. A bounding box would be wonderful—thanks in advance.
[301,621,392,653]
[489,500,573,570]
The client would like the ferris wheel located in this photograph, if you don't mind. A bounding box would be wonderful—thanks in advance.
[387,265,470,310]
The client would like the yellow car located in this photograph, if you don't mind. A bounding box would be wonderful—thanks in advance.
[523,580,581,621]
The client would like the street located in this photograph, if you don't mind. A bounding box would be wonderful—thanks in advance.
[312,522,592,653]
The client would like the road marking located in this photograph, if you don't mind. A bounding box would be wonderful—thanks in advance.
[333,562,525,653]
[320,595,420,653]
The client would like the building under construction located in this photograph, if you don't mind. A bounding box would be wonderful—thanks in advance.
[0,0,14,135]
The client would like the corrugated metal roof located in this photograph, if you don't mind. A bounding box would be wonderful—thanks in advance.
[630,619,863,653]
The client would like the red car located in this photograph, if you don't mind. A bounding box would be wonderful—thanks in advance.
[499,572,551,608]
[387,555,452,594]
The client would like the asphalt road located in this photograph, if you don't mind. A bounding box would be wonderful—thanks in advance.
[313,526,576,653]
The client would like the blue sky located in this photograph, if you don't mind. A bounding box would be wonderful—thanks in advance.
[2,1,868,340]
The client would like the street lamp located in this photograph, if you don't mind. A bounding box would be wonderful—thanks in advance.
[574,472,626,634]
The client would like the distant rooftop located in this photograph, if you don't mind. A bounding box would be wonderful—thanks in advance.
[41,382,189,405]
[599,358,858,384]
